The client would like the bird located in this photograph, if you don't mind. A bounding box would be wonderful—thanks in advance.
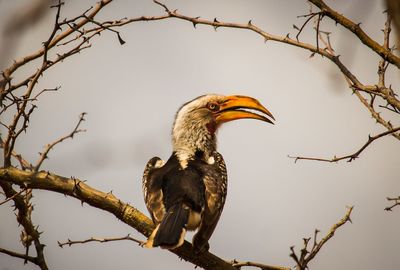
[142,94,274,252]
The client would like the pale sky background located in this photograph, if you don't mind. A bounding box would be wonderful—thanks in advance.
[1,1,400,270]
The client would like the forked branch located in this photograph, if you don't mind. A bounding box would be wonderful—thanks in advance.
[34,112,86,171]
[290,206,353,270]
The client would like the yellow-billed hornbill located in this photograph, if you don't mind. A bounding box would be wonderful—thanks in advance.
[142,94,274,252]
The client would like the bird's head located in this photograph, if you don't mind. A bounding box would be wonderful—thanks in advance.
[172,94,274,161]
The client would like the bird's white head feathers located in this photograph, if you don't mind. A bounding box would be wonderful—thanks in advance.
[171,94,275,168]
[172,94,224,164]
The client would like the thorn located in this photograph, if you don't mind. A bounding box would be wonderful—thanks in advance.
[117,32,126,45]
[213,18,219,31]
[293,24,299,30]
[248,20,252,26]
[348,217,353,223]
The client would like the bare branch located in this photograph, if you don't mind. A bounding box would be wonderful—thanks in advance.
[308,0,400,68]
[34,112,87,171]
[0,0,113,87]
[0,188,27,206]
[0,247,37,265]
[57,234,143,248]
[0,182,48,270]
[289,126,400,162]
[0,136,31,170]
[295,12,321,42]
[353,91,400,140]
[290,206,353,270]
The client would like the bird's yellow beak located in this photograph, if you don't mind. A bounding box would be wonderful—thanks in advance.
[215,95,275,125]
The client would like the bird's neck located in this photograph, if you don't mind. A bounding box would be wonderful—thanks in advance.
[172,125,217,168]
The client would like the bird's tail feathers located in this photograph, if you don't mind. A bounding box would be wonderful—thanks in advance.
[145,203,189,249]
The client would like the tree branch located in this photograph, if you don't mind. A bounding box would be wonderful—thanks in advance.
[0,187,26,206]
[0,247,38,265]
[0,182,48,269]
[308,0,400,69]
[289,126,400,162]
[290,206,353,270]
[34,112,86,171]
[57,234,143,248]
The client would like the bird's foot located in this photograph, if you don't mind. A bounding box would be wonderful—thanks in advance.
[193,241,209,254]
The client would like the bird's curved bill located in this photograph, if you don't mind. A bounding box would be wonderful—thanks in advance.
[215,95,275,125]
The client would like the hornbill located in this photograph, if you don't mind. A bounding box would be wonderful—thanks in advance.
[142,94,274,252]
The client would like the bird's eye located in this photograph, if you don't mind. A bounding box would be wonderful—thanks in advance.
[207,102,219,111]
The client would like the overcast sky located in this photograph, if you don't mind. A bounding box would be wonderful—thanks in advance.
[1,1,399,270]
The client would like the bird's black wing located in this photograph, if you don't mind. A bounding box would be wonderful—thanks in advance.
[192,151,227,252]
[143,154,206,248]
[142,156,166,224]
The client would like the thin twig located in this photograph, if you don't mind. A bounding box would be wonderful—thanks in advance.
[295,12,320,42]
[289,126,400,162]
[0,188,27,206]
[353,91,400,140]
[0,247,37,264]
[0,136,31,169]
[57,234,143,248]
[290,206,353,270]
[34,112,86,171]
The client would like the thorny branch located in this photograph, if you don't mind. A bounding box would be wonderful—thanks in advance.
[0,187,26,206]
[57,234,143,248]
[309,0,400,69]
[289,4,400,161]
[289,126,400,163]
[0,247,38,265]
[0,1,112,269]
[290,207,353,270]
[34,112,87,172]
